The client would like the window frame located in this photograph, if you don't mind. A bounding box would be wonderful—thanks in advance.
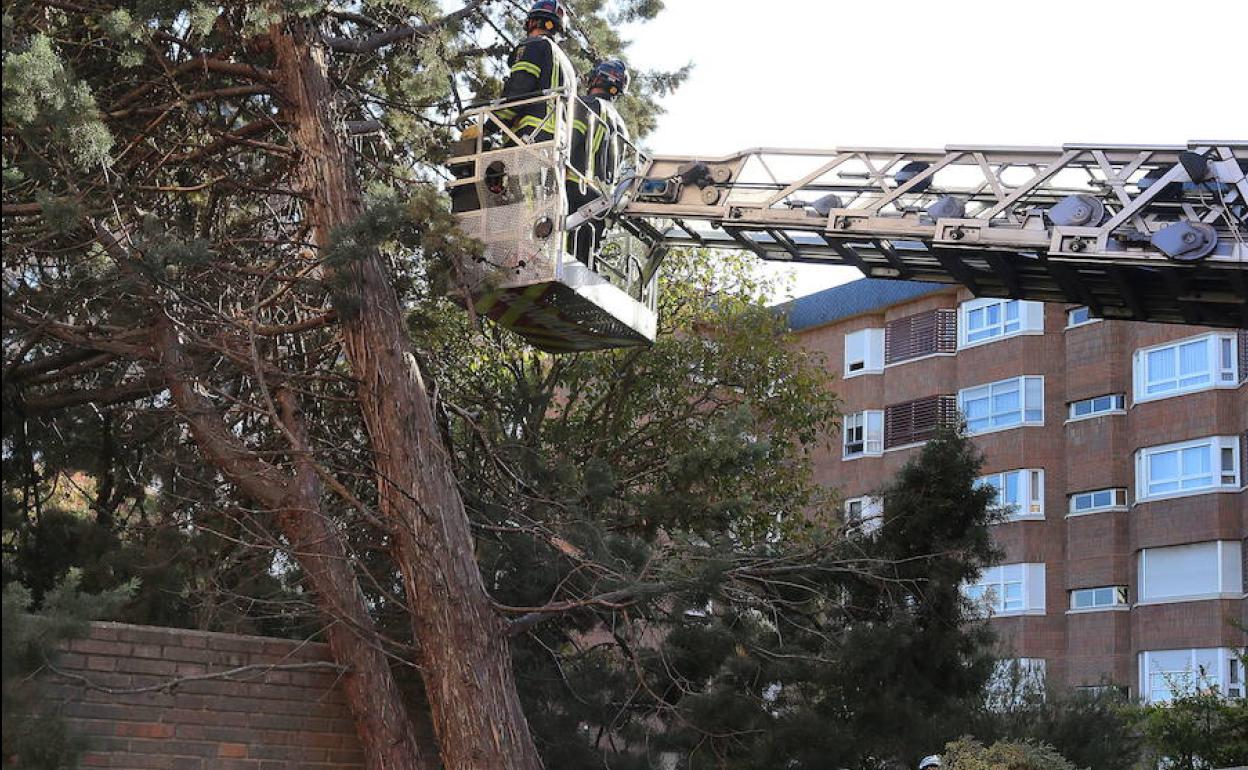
[842,410,884,459]
[1135,435,1242,502]
[959,375,1045,436]
[1067,394,1126,422]
[844,496,883,535]
[1068,585,1129,612]
[964,563,1046,617]
[1137,540,1244,605]
[977,469,1045,521]
[1066,306,1099,328]
[1067,488,1128,516]
[1139,648,1245,704]
[843,328,885,378]
[1132,332,1240,404]
[958,298,1044,349]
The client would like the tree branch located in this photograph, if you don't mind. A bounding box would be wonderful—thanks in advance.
[46,659,345,695]
[325,0,490,54]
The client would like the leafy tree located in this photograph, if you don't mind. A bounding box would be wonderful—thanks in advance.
[4,2,683,766]
[970,678,1141,770]
[1132,676,1248,770]
[941,738,1080,770]
[2,573,133,769]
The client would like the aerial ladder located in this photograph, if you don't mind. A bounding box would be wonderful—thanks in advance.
[448,91,1247,352]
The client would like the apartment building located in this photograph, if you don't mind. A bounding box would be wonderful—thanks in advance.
[783,278,1247,702]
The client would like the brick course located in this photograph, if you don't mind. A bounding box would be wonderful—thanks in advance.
[43,622,364,769]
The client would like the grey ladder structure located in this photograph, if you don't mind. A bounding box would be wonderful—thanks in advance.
[618,140,1247,328]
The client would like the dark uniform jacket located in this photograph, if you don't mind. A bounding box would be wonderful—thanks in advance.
[570,94,629,189]
[494,34,575,141]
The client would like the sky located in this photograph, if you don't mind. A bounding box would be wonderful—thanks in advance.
[619,0,1248,300]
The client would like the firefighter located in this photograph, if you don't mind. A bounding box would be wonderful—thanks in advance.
[567,59,631,263]
[481,0,575,144]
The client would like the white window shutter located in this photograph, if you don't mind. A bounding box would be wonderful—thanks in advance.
[867,329,886,371]
[865,411,884,454]
[1022,301,1045,333]
[1027,563,1046,611]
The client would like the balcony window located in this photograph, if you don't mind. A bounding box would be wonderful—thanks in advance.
[958,298,1044,348]
[1068,394,1125,421]
[986,658,1047,711]
[844,328,885,377]
[1069,586,1128,611]
[977,469,1044,521]
[884,308,957,365]
[1137,540,1243,604]
[1135,435,1241,502]
[1066,306,1098,328]
[844,496,883,535]
[843,410,884,459]
[1068,488,1127,515]
[1132,333,1239,403]
[964,563,1046,616]
[959,376,1044,435]
[1140,648,1245,703]
[883,395,958,449]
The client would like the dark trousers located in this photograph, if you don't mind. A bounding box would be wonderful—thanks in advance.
[565,182,604,265]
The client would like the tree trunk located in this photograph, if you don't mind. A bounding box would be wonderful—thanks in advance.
[270,21,544,770]
[153,320,431,770]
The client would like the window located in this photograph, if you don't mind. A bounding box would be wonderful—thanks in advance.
[1066,306,1098,328]
[1139,648,1245,703]
[844,496,883,535]
[958,298,1044,348]
[1135,436,1241,502]
[843,410,884,458]
[883,395,958,449]
[844,328,885,377]
[885,308,957,365]
[1068,394,1125,421]
[1132,333,1240,402]
[978,469,1044,520]
[986,658,1047,711]
[1138,540,1243,604]
[1068,488,1127,515]
[964,563,1046,616]
[959,376,1044,435]
[1069,586,1128,611]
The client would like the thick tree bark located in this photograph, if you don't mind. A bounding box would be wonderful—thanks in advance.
[153,319,430,770]
[270,21,544,770]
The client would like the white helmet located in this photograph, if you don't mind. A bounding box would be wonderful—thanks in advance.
[919,756,942,769]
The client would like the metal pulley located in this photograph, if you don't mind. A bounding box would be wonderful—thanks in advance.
[1048,194,1105,227]
[1151,221,1218,261]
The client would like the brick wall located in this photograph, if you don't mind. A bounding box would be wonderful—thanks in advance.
[42,622,365,769]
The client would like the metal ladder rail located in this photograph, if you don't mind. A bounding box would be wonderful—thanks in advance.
[617,141,1248,327]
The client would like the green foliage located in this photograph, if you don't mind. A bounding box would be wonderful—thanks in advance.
[1131,682,1248,769]
[2,35,114,169]
[2,572,134,769]
[970,678,1141,770]
[941,738,1080,770]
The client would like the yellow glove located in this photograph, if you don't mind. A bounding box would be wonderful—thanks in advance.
[460,124,482,141]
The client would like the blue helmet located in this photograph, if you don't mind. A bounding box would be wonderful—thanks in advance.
[527,0,566,33]
[590,59,630,96]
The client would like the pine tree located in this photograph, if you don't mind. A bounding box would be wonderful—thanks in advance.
[2,573,133,768]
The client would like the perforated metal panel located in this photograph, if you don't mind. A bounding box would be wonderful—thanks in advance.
[457,145,564,291]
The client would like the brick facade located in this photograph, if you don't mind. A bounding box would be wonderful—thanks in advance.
[792,281,1247,695]
[43,622,365,769]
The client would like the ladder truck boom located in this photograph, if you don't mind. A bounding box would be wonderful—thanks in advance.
[448,94,1245,352]
[622,142,1247,328]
